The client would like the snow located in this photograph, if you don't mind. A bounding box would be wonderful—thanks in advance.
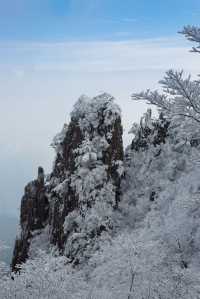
[51,124,68,154]
[71,93,121,133]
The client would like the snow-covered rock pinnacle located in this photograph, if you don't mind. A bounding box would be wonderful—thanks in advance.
[12,93,124,270]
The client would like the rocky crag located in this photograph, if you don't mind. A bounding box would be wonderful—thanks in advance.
[12,93,124,271]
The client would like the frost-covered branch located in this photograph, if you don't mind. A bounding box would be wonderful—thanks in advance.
[132,89,171,112]
[160,70,200,114]
[180,26,200,53]
[132,70,200,126]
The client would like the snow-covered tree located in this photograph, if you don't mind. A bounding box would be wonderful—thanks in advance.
[129,109,169,151]
[181,25,200,53]
[132,26,200,143]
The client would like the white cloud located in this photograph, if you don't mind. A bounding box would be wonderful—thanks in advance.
[2,36,197,74]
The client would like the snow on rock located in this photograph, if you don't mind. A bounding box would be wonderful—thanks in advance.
[11,93,123,271]
[71,93,121,132]
[49,92,124,263]
[51,124,68,155]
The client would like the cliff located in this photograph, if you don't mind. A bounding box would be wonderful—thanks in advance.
[12,93,124,271]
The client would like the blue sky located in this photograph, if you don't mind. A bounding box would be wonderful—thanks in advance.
[0,0,200,41]
[1,0,200,215]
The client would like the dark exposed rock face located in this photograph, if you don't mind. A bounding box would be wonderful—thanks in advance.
[131,111,170,152]
[52,121,83,180]
[12,167,49,272]
[12,93,124,271]
[49,120,84,249]
[48,94,124,262]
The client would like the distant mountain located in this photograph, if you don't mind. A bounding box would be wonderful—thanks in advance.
[0,214,18,264]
